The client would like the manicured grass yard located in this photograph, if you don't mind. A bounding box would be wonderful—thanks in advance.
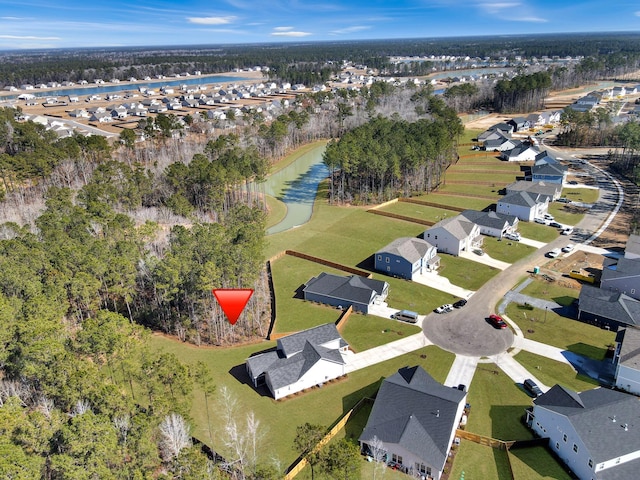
[509,446,573,480]
[481,236,536,264]
[547,202,585,226]
[466,365,534,441]
[458,128,484,144]
[438,255,501,290]
[265,194,287,229]
[378,201,456,221]
[450,160,525,172]
[148,335,454,468]
[516,221,560,243]
[438,182,504,197]
[563,187,600,204]
[270,254,347,333]
[519,277,580,306]
[514,351,599,392]
[445,172,521,184]
[385,275,456,313]
[411,193,494,211]
[505,303,616,360]
[339,314,422,352]
[448,442,512,480]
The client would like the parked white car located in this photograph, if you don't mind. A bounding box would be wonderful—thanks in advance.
[504,232,521,241]
[534,217,549,225]
[547,248,561,258]
[435,304,454,314]
[562,244,575,253]
[561,227,574,235]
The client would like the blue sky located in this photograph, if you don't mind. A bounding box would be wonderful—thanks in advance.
[1,0,639,50]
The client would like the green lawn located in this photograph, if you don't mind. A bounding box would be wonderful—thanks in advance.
[410,193,494,211]
[385,275,456,313]
[505,303,616,360]
[481,236,536,264]
[449,161,524,173]
[340,314,422,352]
[266,182,425,264]
[514,351,599,392]
[438,183,504,197]
[519,277,580,307]
[466,365,535,441]
[378,201,456,222]
[458,128,484,144]
[270,254,347,333]
[448,441,512,480]
[509,446,573,480]
[148,335,454,469]
[265,194,287,229]
[439,255,501,290]
[517,221,560,243]
[547,203,585,226]
[445,172,521,184]
[562,187,600,204]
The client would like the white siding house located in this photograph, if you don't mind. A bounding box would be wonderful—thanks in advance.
[497,191,549,222]
[424,216,482,256]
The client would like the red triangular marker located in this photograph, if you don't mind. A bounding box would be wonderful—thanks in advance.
[213,289,254,325]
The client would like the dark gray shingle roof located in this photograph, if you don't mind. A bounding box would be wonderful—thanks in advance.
[535,385,640,464]
[303,272,388,305]
[579,284,640,327]
[459,209,516,231]
[359,366,465,472]
[499,190,544,208]
[616,328,640,369]
[278,323,344,357]
[376,237,435,264]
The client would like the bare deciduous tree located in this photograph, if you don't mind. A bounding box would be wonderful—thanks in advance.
[158,412,192,461]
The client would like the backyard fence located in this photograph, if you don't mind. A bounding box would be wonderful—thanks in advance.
[284,397,374,480]
[335,305,353,332]
[430,191,497,200]
[367,209,435,226]
[368,198,400,210]
[399,197,466,212]
[455,429,515,451]
[285,250,372,278]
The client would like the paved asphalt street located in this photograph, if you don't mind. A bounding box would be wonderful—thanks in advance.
[422,150,621,356]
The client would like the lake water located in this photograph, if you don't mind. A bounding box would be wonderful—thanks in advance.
[265,143,329,235]
[2,74,250,100]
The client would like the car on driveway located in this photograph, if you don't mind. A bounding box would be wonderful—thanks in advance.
[488,314,507,329]
[504,232,521,241]
[534,217,549,225]
[435,304,454,314]
[549,221,563,228]
[453,299,467,308]
[561,227,574,235]
[547,248,561,258]
[562,244,575,253]
[523,378,543,397]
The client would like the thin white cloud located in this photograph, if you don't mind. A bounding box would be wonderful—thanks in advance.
[515,16,547,23]
[1,16,26,20]
[330,25,371,35]
[187,16,237,25]
[271,30,312,37]
[273,26,294,31]
[0,34,61,40]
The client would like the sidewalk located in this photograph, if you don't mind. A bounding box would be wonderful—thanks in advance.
[344,333,431,373]
[444,355,480,389]
[519,237,546,249]
[487,352,550,392]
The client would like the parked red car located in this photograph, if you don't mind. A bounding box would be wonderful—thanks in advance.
[488,314,507,329]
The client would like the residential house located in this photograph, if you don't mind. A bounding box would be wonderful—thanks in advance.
[245,323,348,400]
[526,384,640,480]
[612,86,627,97]
[484,135,517,152]
[526,113,544,127]
[477,128,509,144]
[600,235,640,301]
[458,210,519,238]
[302,273,389,314]
[613,328,640,396]
[577,284,640,331]
[501,141,539,161]
[497,191,549,222]
[424,216,482,256]
[505,180,562,201]
[508,117,530,132]
[375,237,440,280]
[531,151,568,184]
[68,108,90,118]
[359,366,466,480]
[487,122,514,135]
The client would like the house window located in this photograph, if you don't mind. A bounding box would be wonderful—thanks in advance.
[415,463,427,474]
[377,255,382,261]
[435,235,438,240]
[385,258,389,263]
[588,459,593,468]
[426,233,430,238]
[563,434,567,442]
[555,442,560,450]
[392,454,403,465]
[386,266,390,272]
[573,444,578,453]
[632,289,636,295]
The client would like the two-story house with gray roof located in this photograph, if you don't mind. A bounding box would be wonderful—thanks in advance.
[424,216,482,256]
[501,141,539,161]
[526,384,640,480]
[359,366,466,479]
[497,190,549,222]
[245,323,348,400]
[577,284,640,331]
[613,328,640,396]
[458,210,518,239]
[302,273,389,313]
[505,180,562,202]
[530,151,568,184]
[601,235,640,301]
[375,237,440,280]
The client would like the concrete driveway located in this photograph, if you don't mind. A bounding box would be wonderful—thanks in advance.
[459,249,511,270]
[412,271,474,299]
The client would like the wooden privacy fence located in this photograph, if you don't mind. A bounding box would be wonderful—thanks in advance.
[368,198,400,210]
[285,250,372,278]
[430,191,497,200]
[335,305,353,332]
[455,429,515,451]
[367,209,434,226]
[284,398,374,480]
[399,197,466,212]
